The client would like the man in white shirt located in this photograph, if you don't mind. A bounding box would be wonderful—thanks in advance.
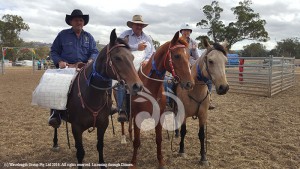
[116,15,155,122]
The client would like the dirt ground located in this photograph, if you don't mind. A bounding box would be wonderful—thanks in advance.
[0,68,299,169]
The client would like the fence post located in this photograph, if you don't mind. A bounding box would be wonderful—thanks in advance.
[268,55,272,97]
[1,48,5,75]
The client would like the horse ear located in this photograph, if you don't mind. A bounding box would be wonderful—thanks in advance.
[222,39,228,50]
[202,37,210,49]
[110,29,117,47]
[171,31,180,45]
[123,35,129,44]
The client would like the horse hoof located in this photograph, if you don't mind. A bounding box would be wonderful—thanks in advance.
[121,135,127,144]
[51,146,60,152]
[200,160,209,166]
[158,166,167,169]
[178,153,187,158]
[128,166,136,169]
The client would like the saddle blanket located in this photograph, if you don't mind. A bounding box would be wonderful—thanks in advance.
[32,68,77,110]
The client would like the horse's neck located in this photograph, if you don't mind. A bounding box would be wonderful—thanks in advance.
[140,47,167,95]
[144,46,166,73]
[189,64,208,99]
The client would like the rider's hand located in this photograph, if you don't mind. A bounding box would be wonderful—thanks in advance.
[58,61,67,69]
[138,41,147,51]
[141,60,148,66]
[87,59,93,64]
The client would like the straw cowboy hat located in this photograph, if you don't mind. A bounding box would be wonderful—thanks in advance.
[127,15,148,28]
[65,9,89,26]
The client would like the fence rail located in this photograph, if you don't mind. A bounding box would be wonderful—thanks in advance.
[226,56,295,97]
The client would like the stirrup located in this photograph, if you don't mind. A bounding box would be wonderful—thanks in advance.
[118,111,128,122]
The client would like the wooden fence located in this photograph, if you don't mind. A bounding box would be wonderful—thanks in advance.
[226,56,295,97]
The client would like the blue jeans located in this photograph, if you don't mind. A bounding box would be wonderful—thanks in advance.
[116,84,126,111]
[207,80,212,93]
[163,76,174,104]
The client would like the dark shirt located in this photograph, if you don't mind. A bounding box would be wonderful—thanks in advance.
[50,28,99,67]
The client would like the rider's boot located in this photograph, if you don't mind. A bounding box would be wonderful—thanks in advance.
[48,110,61,128]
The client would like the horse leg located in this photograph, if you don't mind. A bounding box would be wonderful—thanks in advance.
[199,125,209,166]
[178,123,187,158]
[52,128,60,151]
[128,119,133,142]
[155,123,166,169]
[173,104,180,138]
[129,122,140,169]
[71,125,85,169]
[121,122,127,144]
[97,125,108,169]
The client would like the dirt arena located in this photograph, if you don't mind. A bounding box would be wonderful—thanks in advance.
[1,68,299,169]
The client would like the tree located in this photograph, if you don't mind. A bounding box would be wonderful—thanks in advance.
[35,46,50,59]
[196,35,214,49]
[152,39,160,50]
[274,38,300,58]
[17,48,34,60]
[197,0,269,49]
[0,14,29,47]
[196,1,225,42]
[242,43,268,57]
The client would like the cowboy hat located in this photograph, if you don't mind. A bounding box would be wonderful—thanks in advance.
[65,9,89,26]
[127,15,148,28]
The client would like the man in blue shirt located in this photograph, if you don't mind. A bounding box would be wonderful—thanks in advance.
[51,9,99,68]
[48,9,100,128]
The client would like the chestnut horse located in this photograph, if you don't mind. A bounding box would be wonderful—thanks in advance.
[51,29,143,169]
[175,39,229,165]
[126,32,194,169]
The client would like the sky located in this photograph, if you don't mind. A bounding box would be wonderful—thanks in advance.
[0,0,299,50]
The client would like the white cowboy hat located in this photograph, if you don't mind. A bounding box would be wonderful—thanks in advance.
[127,15,148,28]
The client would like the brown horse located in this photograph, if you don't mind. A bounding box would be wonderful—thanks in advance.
[125,32,194,169]
[52,29,143,169]
[175,39,229,165]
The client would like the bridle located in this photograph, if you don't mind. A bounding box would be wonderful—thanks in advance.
[142,43,186,83]
[196,47,216,85]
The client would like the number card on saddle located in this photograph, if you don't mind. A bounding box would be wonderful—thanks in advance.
[32,68,78,110]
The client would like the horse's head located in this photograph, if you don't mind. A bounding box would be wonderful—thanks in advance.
[163,31,194,90]
[100,29,143,95]
[198,38,229,95]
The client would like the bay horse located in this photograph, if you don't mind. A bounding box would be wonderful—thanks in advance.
[51,29,143,169]
[175,38,229,165]
[127,32,194,169]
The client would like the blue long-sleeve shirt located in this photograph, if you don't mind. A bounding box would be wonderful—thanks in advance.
[50,28,99,67]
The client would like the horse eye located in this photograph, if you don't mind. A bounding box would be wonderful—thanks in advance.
[174,55,180,59]
[114,56,122,61]
[208,60,214,64]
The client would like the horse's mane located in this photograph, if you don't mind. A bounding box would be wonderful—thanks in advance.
[116,38,130,49]
[212,43,227,56]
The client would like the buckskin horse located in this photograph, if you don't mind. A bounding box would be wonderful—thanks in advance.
[51,29,143,169]
[175,38,229,166]
[126,32,194,169]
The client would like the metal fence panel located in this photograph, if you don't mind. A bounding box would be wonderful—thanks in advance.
[226,56,295,97]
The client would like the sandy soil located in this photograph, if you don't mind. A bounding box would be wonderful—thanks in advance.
[0,68,299,169]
